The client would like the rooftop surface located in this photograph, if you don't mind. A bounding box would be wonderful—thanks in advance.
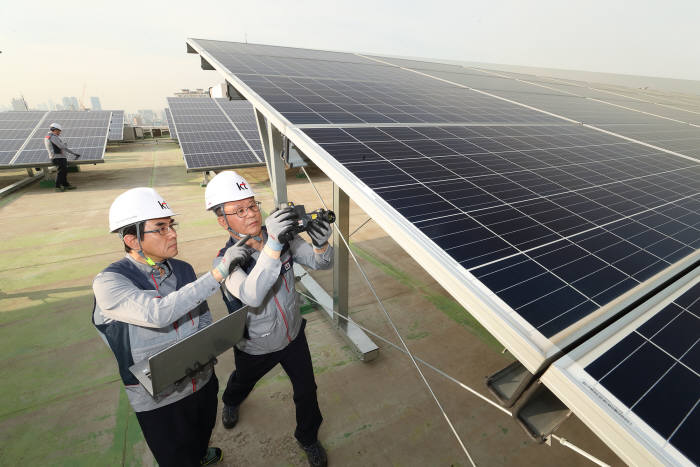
[0,141,622,466]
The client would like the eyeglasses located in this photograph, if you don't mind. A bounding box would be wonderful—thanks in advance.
[224,201,261,218]
[143,222,178,236]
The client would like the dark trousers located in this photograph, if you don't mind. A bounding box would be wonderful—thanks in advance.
[223,321,322,446]
[135,373,219,467]
[52,158,68,187]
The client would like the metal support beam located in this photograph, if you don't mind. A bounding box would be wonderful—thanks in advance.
[0,169,45,199]
[333,185,350,332]
[332,184,378,360]
[264,120,287,206]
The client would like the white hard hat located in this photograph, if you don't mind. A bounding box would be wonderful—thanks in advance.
[109,187,176,232]
[49,123,62,131]
[205,171,256,210]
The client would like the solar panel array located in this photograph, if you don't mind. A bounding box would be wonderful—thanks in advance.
[166,97,264,171]
[544,274,699,465]
[186,38,699,464]
[0,111,47,166]
[108,110,125,140]
[12,111,112,167]
[164,108,177,140]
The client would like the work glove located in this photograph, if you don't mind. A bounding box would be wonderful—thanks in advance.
[215,245,251,278]
[308,220,332,247]
[264,207,297,251]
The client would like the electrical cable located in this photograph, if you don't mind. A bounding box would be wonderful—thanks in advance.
[300,167,476,466]
[298,167,612,467]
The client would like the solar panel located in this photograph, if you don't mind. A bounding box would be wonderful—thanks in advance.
[11,111,111,167]
[0,111,47,166]
[187,41,700,462]
[187,38,700,375]
[543,271,699,465]
[108,110,124,140]
[166,97,263,171]
[164,108,177,140]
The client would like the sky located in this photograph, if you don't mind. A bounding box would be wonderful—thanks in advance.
[2,0,699,113]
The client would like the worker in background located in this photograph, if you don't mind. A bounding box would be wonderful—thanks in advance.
[206,171,333,467]
[44,122,81,192]
[92,187,250,466]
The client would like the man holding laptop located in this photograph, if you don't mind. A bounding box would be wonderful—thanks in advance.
[92,187,249,466]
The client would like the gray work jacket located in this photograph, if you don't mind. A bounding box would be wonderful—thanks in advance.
[216,234,333,355]
[93,254,220,412]
[44,132,78,159]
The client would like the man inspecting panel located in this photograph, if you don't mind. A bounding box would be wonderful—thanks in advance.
[92,187,249,466]
[206,171,334,467]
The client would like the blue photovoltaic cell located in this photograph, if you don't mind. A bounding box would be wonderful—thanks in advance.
[584,281,700,464]
[12,110,110,165]
[0,111,47,165]
[304,124,700,337]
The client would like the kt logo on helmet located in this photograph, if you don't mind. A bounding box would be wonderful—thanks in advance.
[158,201,169,209]
[236,182,248,190]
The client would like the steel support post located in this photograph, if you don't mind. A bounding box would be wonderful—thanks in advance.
[333,184,350,332]
[256,110,287,206]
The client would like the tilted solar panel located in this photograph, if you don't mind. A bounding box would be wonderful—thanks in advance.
[0,111,47,165]
[187,37,699,369]
[186,38,699,464]
[166,97,263,171]
[108,110,124,141]
[543,271,699,465]
[12,110,111,167]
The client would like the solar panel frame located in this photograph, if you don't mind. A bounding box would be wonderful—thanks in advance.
[187,39,700,373]
[10,110,110,167]
[542,269,699,466]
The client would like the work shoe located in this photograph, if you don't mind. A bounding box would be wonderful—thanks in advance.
[55,187,65,192]
[300,440,327,467]
[64,185,77,190]
[221,404,239,429]
[200,447,223,465]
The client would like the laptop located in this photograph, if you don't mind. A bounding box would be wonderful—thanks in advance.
[130,307,247,397]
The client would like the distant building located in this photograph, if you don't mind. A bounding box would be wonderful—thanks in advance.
[174,88,208,98]
[133,115,144,126]
[11,97,27,111]
[62,96,79,111]
[35,103,48,110]
[137,109,157,125]
[90,97,102,110]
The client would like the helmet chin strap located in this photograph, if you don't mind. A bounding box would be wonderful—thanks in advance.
[223,215,262,242]
[134,223,158,267]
